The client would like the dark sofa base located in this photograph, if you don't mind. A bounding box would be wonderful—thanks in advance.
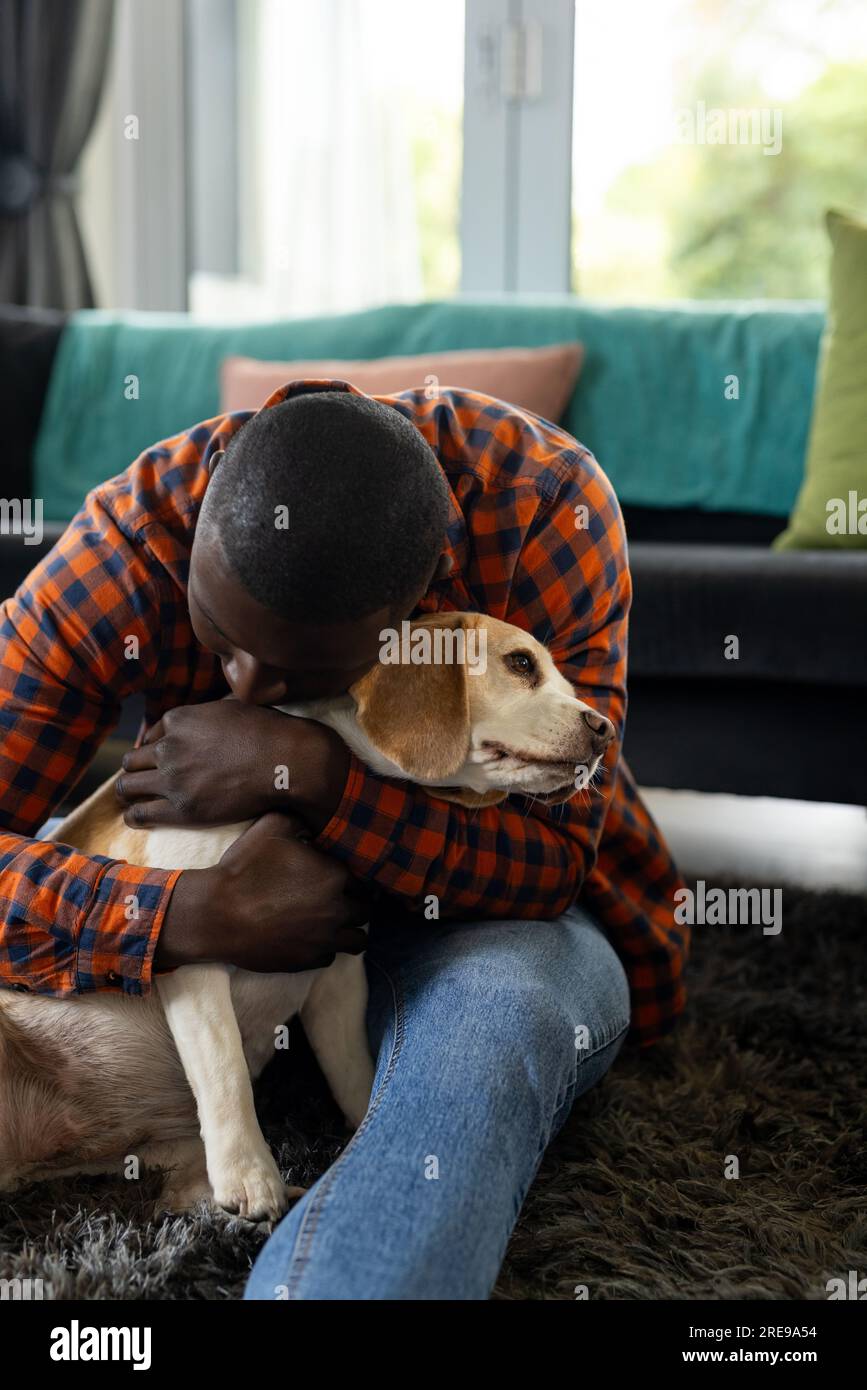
[625,677,867,805]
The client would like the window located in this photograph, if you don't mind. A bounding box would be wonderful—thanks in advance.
[571,0,867,300]
[187,0,465,319]
[88,0,867,310]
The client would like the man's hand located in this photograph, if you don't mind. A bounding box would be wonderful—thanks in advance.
[156,812,369,973]
[115,700,349,833]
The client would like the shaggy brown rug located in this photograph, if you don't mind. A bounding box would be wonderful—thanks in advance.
[1,882,865,1301]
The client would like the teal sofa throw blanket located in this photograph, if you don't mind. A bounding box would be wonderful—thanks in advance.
[34,299,823,523]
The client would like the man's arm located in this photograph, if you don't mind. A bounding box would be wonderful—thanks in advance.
[300,469,630,921]
[0,491,180,994]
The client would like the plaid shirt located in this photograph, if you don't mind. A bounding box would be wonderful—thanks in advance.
[0,379,688,1046]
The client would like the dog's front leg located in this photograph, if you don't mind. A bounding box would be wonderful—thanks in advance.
[156,964,296,1222]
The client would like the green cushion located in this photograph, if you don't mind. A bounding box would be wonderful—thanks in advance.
[775,210,867,550]
[34,299,823,523]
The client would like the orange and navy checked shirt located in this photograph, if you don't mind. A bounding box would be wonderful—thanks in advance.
[0,379,688,1046]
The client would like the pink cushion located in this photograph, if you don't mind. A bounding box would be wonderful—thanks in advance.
[220,343,584,422]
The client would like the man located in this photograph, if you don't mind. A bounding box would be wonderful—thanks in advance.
[0,380,688,1299]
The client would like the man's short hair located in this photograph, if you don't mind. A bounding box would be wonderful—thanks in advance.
[199,390,450,621]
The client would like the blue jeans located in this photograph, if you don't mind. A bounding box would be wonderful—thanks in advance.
[245,903,631,1301]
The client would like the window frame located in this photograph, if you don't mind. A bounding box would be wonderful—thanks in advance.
[461,0,576,294]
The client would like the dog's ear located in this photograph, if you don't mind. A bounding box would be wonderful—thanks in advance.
[349,615,474,781]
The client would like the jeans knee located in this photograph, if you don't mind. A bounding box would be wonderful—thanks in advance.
[565,919,631,1055]
[465,928,629,1126]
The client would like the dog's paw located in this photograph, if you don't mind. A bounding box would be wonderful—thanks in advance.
[210,1150,299,1224]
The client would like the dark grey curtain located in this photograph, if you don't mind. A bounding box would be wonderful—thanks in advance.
[0,0,114,309]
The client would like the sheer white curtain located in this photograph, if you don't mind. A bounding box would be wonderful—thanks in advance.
[231,0,423,317]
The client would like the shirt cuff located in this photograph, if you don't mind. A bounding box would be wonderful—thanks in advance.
[74,861,182,996]
[312,750,370,854]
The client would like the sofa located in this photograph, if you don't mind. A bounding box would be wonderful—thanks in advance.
[2,297,865,809]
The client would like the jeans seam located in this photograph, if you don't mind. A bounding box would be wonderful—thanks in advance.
[554,1017,631,1126]
[491,1021,630,1270]
[579,1015,631,1066]
[279,956,406,1299]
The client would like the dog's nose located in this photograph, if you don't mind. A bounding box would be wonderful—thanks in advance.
[581,709,615,747]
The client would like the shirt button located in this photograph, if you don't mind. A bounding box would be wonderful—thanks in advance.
[106,971,120,984]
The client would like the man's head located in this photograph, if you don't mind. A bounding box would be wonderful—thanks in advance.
[190,390,451,704]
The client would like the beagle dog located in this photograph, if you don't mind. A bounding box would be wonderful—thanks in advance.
[0,614,613,1221]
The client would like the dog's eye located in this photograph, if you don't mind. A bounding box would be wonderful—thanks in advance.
[505,650,537,680]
